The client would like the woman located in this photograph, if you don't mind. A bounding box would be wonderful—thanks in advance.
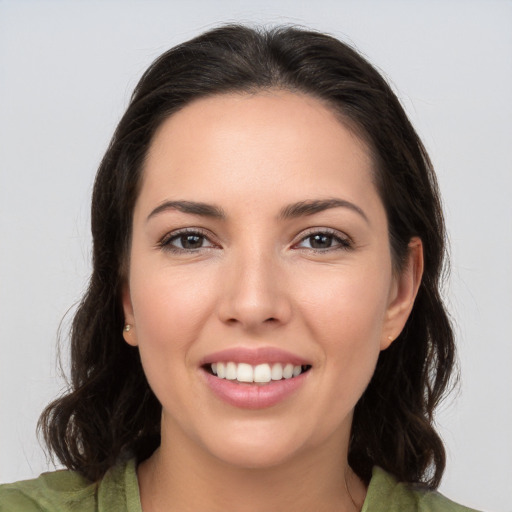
[0,25,479,511]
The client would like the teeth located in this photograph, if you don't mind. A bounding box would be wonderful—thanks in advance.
[226,362,237,380]
[209,362,307,383]
[271,363,283,380]
[237,363,253,382]
[254,364,271,383]
[283,363,294,379]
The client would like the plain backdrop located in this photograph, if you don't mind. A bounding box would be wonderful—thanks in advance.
[1,1,511,511]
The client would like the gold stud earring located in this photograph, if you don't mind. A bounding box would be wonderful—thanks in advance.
[124,324,132,332]
[387,335,394,343]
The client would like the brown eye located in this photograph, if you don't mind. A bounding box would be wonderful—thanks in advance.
[296,230,352,251]
[160,230,215,252]
[308,234,335,249]
[175,234,206,249]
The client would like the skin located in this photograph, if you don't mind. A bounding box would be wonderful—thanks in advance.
[122,91,423,512]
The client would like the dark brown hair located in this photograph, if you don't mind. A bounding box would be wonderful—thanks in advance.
[39,24,455,487]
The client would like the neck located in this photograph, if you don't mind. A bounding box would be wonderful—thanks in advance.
[137,421,366,512]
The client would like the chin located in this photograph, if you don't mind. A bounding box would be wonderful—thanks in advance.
[198,421,314,470]
[211,442,302,470]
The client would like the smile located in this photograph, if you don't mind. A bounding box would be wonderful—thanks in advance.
[200,347,312,408]
[209,362,311,384]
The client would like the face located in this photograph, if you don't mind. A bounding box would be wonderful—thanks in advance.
[123,91,421,470]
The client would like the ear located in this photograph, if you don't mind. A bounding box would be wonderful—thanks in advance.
[121,282,138,347]
[381,237,424,350]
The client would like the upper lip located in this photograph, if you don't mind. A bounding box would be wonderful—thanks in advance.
[199,347,311,367]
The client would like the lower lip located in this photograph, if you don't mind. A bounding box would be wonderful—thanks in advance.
[202,370,309,409]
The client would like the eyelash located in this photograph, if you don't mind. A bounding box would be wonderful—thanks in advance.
[293,228,353,253]
[157,228,217,254]
[157,228,353,254]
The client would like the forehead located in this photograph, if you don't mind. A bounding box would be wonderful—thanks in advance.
[138,91,380,216]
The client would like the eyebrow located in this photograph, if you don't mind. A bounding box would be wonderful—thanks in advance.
[278,198,369,223]
[146,198,368,224]
[147,200,226,222]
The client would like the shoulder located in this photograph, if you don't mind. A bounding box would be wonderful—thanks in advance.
[363,467,481,512]
[0,458,141,512]
[0,468,95,511]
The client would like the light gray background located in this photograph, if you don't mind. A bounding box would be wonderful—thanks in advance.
[1,1,511,511]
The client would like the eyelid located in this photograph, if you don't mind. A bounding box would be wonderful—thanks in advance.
[292,227,353,251]
[156,226,353,253]
[158,227,219,252]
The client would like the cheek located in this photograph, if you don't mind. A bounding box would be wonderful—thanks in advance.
[128,264,221,386]
[293,263,390,403]
[131,264,213,335]
[296,261,391,342]
[127,267,219,418]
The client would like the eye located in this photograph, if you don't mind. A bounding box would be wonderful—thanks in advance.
[159,229,216,253]
[295,230,352,251]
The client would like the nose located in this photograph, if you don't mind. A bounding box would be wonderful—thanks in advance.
[217,247,292,331]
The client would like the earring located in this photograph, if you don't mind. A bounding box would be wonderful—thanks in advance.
[387,335,394,342]
[124,324,132,332]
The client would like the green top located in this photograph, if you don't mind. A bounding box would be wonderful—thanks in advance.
[0,459,479,511]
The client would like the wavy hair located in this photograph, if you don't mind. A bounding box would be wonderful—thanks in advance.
[39,24,456,487]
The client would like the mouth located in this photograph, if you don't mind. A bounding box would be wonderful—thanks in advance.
[204,362,312,384]
[199,347,312,408]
